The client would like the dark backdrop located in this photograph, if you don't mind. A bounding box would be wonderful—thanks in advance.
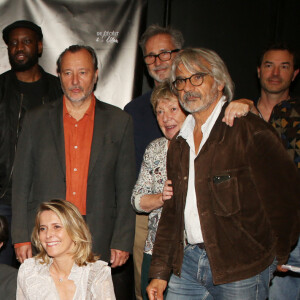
[137,0,300,101]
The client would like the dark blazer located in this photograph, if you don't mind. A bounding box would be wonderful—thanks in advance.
[124,90,163,175]
[0,264,17,299]
[11,98,136,262]
[150,103,300,285]
[0,67,62,206]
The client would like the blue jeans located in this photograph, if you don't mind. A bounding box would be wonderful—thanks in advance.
[166,244,277,300]
[269,236,300,300]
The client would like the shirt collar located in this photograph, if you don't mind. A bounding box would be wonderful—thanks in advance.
[63,94,96,121]
[178,95,226,141]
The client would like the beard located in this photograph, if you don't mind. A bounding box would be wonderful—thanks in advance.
[179,82,219,113]
[149,64,170,83]
[61,83,95,103]
[9,49,39,72]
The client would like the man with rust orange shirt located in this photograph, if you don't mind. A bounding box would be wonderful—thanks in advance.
[11,45,136,298]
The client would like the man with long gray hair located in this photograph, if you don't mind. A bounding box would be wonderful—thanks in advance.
[147,48,300,300]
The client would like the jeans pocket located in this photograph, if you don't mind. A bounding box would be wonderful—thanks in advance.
[184,244,194,253]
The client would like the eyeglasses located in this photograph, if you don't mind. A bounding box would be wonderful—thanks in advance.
[144,49,180,65]
[173,73,209,91]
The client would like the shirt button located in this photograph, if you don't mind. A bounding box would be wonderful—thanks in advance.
[74,146,78,149]
[75,124,78,127]
[73,192,76,195]
[74,168,78,172]
[183,176,187,180]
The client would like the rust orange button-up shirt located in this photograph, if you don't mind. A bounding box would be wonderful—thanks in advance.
[15,96,95,249]
[63,95,95,215]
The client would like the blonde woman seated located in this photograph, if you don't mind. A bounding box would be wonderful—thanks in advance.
[17,199,115,300]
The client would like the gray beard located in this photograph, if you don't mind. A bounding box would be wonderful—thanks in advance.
[179,83,219,113]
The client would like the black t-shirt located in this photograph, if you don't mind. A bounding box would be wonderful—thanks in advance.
[17,76,48,109]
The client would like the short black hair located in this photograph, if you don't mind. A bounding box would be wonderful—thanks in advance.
[0,216,9,247]
[2,20,43,44]
[258,43,299,69]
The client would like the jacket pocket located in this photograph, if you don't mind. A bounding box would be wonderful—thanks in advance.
[210,175,240,216]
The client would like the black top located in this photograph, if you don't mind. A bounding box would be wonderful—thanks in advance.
[124,90,163,176]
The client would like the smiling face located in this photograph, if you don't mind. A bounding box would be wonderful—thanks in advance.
[176,62,223,114]
[145,34,177,85]
[258,50,299,95]
[7,27,42,72]
[59,49,98,103]
[156,96,186,140]
[39,210,74,259]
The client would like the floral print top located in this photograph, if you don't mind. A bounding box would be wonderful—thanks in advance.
[270,98,300,170]
[131,137,168,255]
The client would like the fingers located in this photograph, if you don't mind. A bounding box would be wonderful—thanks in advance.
[223,103,250,127]
[110,249,129,268]
[15,245,32,264]
[147,287,158,300]
[276,265,289,272]
[110,249,116,266]
[164,179,172,187]
[146,279,167,300]
[162,180,173,201]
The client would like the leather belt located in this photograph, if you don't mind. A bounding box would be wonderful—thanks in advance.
[184,238,205,250]
[197,243,205,249]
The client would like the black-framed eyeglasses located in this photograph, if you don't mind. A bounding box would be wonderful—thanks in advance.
[173,73,209,91]
[144,49,180,65]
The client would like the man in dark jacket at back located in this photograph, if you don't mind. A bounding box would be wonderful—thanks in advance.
[0,20,62,266]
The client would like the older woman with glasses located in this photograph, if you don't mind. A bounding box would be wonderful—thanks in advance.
[17,199,115,300]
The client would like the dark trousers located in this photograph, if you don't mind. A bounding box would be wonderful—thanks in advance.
[0,204,16,266]
[112,255,135,300]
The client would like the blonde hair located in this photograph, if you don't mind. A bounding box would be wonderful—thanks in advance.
[151,81,178,113]
[31,199,99,266]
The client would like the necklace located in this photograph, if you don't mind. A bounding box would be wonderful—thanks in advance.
[51,266,67,283]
